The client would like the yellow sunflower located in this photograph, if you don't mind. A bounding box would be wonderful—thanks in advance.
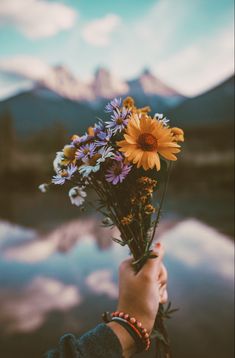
[171,127,184,142]
[117,115,181,171]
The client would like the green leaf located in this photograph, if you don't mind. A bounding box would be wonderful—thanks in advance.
[112,237,126,246]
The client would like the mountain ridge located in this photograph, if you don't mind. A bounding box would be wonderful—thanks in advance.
[0,73,233,137]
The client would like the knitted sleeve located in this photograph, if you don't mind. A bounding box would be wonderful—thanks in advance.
[45,323,123,358]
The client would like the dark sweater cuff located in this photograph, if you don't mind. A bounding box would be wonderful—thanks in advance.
[78,323,123,358]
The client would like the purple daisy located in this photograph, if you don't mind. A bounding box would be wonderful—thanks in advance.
[105,98,122,113]
[72,133,92,146]
[106,107,130,134]
[52,165,77,185]
[76,143,96,160]
[95,129,112,147]
[113,152,124,162]
[93,121,105,135]
[105,161,132,185]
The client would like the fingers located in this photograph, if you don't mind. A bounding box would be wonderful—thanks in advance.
[159,284,168,304]
[138,242,165,278]
[158,263,168,286]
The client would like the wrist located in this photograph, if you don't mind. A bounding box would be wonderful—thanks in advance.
[107,321,136,358]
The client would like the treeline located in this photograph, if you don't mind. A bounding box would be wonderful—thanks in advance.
[0,110,69,187]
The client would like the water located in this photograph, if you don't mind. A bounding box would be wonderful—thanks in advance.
[0,190,234,358]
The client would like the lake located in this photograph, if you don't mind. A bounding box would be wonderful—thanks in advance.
[0,189,234,358]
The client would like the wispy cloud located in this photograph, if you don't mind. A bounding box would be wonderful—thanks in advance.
[0,56,51,80]
[86,270,118,299]
[0,277,81,333]
[156,24,234,96]
[82,14,121,47]
[0,0,77,39]
[162,219,234,279]
[107,0,234,95]
[0,56,53,99]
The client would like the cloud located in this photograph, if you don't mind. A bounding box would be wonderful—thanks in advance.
[0,0,77,39]
[0,56,52,81]
[82,14,121,47]
[86,270,118,299]
[161,219,234,279]
[0,277,81,333]
[106,0,234,96]
[0,56,53,99]
[1,218,119,263]
[156,24,234,96]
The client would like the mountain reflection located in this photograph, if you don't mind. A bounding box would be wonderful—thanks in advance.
[0,218,234,358]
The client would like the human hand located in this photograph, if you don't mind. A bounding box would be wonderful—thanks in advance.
[108,243,168,357]
[117,242,167,332]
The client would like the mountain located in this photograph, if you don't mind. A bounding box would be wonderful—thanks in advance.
[0,69,233,137]
[166,75,234,127]
[92,67,128,99]
[128,69,182,97]
[0,89,99,136]
[37,65,94,101]
[0,66,186,136]
[0,63,184,104]
[127,69,184,110]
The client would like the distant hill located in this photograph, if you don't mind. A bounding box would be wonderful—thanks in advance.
[0,73,233,137]
[167,75,234,127]
[0,89,99,136]
[0,67,186,136]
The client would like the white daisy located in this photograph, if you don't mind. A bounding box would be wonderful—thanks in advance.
[69,187,87,207]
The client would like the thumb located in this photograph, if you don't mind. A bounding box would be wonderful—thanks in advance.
[138,242,164,278]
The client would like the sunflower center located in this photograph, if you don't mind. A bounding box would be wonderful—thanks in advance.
[137,133,158,151]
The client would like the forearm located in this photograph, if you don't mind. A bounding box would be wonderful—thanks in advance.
[107,321,136,358]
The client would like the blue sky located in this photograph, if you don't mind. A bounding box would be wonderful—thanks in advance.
[0,0,234,99]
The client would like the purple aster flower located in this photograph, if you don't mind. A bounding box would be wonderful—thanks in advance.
[113,152,124,161]
[52,165,77,185]
[105,98,122,113]
[76,143,96,160]
[72,133,93,146]
[93,121,105,135]
[79,147,114,177]
[105,161,132,185]
[106,107,130,134]
[95,129,112,146]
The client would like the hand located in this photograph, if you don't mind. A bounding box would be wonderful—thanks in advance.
[108,243,168,357]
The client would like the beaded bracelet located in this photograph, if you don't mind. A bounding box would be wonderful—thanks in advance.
[110,311,151,351]
[111,317,145,353]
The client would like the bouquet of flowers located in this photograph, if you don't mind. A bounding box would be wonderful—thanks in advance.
[40,96,184,357]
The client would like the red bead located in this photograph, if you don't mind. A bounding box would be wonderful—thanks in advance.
[142,328,147,334]
[119,312,124,318]
[144,333,149,339]
[124,314,129,320]
[130,317,136,324]
[137,321,142,328]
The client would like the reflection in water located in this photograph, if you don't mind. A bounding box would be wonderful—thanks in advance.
[86,270,118,299]
[1,218,117,263]
[0,218,234,358]
[0,277,81,334]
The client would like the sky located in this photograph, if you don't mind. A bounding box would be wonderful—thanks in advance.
[0,0,234,99]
